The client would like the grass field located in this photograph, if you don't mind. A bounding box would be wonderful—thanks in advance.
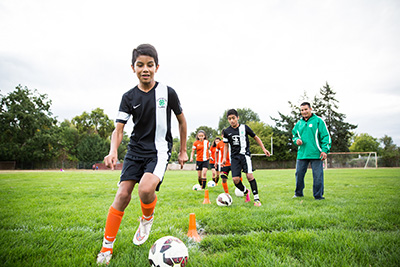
[0,168,399,266]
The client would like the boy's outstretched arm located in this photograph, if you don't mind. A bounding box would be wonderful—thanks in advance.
[253,135,271,157]
[176,113,188,168]
[104,122,125,170]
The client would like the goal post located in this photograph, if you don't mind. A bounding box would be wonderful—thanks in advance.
[324,152,378,169]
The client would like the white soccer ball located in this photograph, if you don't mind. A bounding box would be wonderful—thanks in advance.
[148,236,189,267]
[192,184,201,191]
[207,180,216,187]
[216,193,233,206]
[235,188,244,197]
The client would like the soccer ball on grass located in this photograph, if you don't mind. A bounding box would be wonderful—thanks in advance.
[235,187,244,197]
[216,193,233,206]
[148,236,188,267]
[207,180,216,187]
[192,184,201,191]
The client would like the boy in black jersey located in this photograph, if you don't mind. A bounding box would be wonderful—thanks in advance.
[222,109,270,206]
[97,44,188,265]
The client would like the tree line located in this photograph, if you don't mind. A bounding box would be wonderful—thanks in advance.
[1,84,399,169]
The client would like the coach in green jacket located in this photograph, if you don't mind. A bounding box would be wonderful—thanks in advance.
[292,102,331,200]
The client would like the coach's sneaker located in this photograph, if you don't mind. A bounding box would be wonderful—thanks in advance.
[133,217,154,245]
[245,189,251,203]
[97,250,112,265]
[254,200,262,207]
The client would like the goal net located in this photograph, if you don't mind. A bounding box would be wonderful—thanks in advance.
[324,152,377,169]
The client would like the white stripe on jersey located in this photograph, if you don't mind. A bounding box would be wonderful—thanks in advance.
[315,129,322,152]
[154,83,169,181]
[239,124,246,155]
[116,111,130,123]
[202,140,208,161]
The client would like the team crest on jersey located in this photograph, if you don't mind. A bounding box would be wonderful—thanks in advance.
[157,97,167,108]
[309,124,313,127]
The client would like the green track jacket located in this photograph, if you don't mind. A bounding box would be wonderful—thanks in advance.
[292,114,331,159]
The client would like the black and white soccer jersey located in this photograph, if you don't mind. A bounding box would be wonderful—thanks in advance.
[116,82,182,157]
[223,124,256,156]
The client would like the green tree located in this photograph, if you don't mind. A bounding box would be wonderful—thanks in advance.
[349,133,380,152]
[247,121,273,157]
[57,120,80,162]
[0,85,58,163]
[379,135,400,167]
[71,108,114,139]
[76,134,109,163]
[218,108,260,130]
[169,137,180,163]
[117,132,130,161]
[313,82,357,152]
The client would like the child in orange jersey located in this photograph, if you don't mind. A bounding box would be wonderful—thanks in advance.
[190,130,210,189]
[216,130,232,194]
[96,44,188,265]
[210,137,221,185]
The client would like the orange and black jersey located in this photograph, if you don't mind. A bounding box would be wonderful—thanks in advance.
[209,146,217,164]
[192,140,210,162]
[216,140,230,166]
[116,82,182,157]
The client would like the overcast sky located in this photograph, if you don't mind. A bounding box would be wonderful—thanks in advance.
[1,0,399,146]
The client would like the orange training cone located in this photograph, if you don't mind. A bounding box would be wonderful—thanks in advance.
[203,189,211,204]
[187,213,201,242]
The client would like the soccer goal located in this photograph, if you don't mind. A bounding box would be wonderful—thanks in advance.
[324,152,378,169]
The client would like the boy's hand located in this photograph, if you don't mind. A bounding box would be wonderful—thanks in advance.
[104,152,118,170]
[263,148,271,157]
[178,152,188,169]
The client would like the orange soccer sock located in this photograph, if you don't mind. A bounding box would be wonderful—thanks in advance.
[222,182,229,194]
[101,206,124,253]
[140,195,157,221]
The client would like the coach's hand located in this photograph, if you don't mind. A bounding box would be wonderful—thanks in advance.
[104,152,118,170]
[296,139,303,146]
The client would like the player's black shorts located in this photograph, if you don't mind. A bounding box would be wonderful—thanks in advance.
[209,163,216,169]
[196,160,209,171]
[120,154,169,191]
[231,154,253,177]
[221,165,231,175]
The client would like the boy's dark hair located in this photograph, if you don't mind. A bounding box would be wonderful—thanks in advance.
[132,44,159,66]
[300,102,311,108]
[226,109,238,118]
